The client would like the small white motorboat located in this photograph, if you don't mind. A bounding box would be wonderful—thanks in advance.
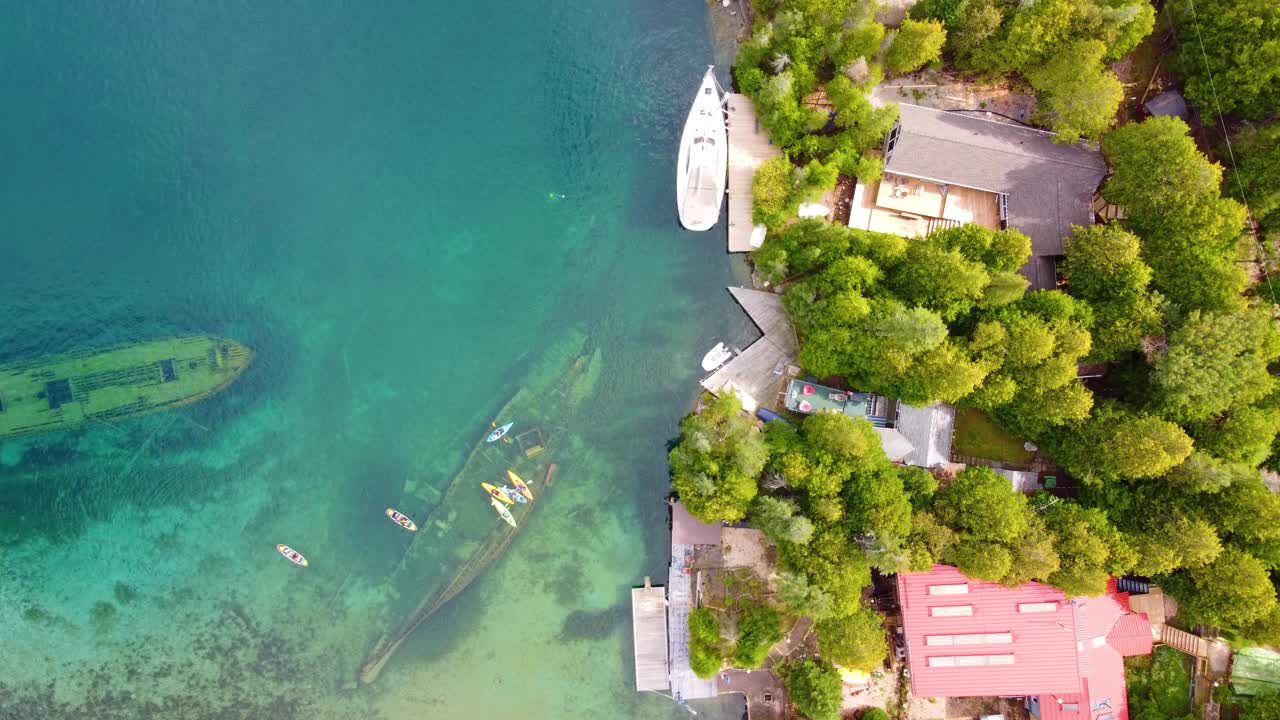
[702,342,734,372]
[676,66,728,231]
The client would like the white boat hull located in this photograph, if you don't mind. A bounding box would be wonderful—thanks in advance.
[676,66,728,231]
[701,342,733,372]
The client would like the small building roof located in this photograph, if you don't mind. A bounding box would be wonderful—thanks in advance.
[994,467,1041,493]
[883,104,1107,261]
[1232,646,1280,696]
[898,565,1152,720]
[894,402,955,468]
[1143,90,1189,121]
[875,427,915,464]
[671,501,722,546]
[701,288,797,411]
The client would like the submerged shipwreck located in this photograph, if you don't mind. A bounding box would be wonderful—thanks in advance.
[0,335,253,438]
[357,330,601,684]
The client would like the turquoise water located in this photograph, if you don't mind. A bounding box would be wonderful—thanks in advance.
[0,2,751,718]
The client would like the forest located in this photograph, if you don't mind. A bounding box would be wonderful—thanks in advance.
[679,0,1280,716]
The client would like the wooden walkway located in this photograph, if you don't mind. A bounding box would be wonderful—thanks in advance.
[1159,625,1210,659]
[632,578,670,691]
[726,93,781,253]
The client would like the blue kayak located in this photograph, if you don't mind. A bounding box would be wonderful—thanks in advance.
[486,422,513,443]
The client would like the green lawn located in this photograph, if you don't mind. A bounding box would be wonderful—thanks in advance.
[1126,646,1193,720]
[951,408,1035,465]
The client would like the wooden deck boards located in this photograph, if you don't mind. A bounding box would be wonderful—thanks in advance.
[726,93,781,253]
[632,580,670,691]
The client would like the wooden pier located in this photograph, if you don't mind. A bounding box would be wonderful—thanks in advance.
[631,577,670,692]
[726,93,781,253]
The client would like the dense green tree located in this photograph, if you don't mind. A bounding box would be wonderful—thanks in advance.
[1171,0,1280,119]
[884,245,990,322]
[1051,401,1193,483]
[899,466,938,511]
[1061,223,1162,362]
[1241,692,1280,720]
[752,496,815,546]
[1226,121,1280,231]
[688,608,723,678]
[1101,118,1249,312]
[1102,117,1223,217]
[908,511,957,564]
[948,0,1003,66]
[933,466,1030,543]
[1165,451,1257,494]
[775,570,835,620]
[908,0,970,29]
[1189,405,1280,467]
[815,606,888,671]
[1152,309,1280,422]
[1098,0,1156,60]
[967,0,1083,74]
[968,294,1095,438]
[885,18,947,73]
[1163,547,1277,628]
[1001,516,1062,587]
[1204,473,1280,548]
[783,659,843,720]
[731,603,784,669]
[669,392,768,523]
[1044,502,1134,596]
[1131,512,1222,576]
[733,0,894,187]
[948,537,1014,582]
[753,157,840,229]
[1026,40,1124,142]
[1241,604,1280,647]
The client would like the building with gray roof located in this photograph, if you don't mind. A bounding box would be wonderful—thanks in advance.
[882,104,1108,289]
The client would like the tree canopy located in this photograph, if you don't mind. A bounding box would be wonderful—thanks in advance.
[885,18,947,73]
[1101,118,1248,314]
[1061,223,1162,362]
[1170,0,1280,120]
[910,0,1151,138]
[815,606,889,671]
[669,392,768,523]
[783,659,843,720]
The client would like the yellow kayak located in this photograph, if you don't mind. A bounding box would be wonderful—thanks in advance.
[490,497,517,527]
[482,482,513,505]
[506,469,534,501]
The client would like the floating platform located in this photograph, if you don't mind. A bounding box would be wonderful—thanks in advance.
[632,577,669,692]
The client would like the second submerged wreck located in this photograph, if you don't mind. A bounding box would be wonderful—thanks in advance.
[357,329,601,684]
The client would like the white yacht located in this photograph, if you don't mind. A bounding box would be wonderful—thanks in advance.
[676,66,727,231]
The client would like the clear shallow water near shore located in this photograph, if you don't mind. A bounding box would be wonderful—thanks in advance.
[0,2,749,718]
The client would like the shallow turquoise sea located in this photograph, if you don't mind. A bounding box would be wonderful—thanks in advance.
[0,2,751,718]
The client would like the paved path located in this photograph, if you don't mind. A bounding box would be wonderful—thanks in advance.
[669,543,715,701]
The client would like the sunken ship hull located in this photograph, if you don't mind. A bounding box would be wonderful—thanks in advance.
[0,336,253,438]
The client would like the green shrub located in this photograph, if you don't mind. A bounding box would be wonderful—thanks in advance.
[731,604,783,669]
[783,659,843,720]
[688,607,723,678]
[885,19,947,73]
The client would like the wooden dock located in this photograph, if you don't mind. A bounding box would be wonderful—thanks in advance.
[631,577,670,692]
[726,93,781,253]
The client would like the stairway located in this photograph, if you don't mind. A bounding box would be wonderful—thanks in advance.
[1159,625,1209,658]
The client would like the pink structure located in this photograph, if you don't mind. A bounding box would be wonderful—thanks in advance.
[897,565,1154,720]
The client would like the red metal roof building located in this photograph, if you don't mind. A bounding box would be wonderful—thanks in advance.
[897,565,1154,720]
